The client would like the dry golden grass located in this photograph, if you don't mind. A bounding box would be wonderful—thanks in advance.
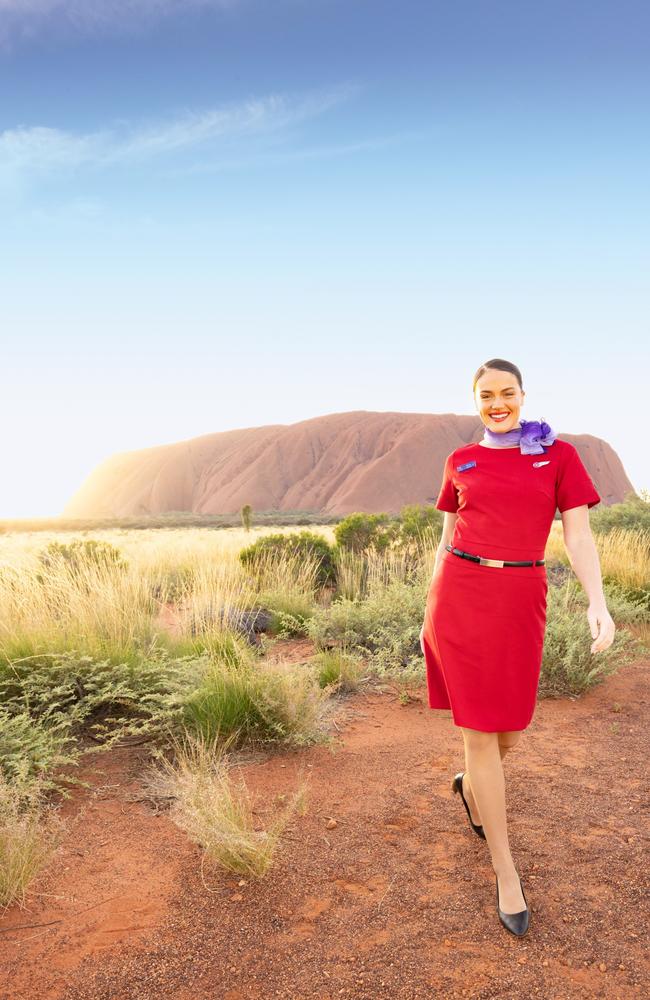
[545,521,650,589]
[0,526,335,661]
[142,729,309,880]
[0,775,66,911]
[593,527,650,591]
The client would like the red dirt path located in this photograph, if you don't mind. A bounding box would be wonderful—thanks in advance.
[1,641,648,1000]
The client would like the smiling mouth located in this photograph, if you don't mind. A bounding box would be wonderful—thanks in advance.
[489,412,510,421]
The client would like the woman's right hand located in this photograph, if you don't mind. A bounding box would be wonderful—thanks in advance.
[419,624,426,655]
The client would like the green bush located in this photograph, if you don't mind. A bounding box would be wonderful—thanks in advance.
[306,579,427,683]
[0,710,74,792]
[333,513,398,554]
[268,610,312,638]
[239,531,336,586]
[333,507,441,559]
[0,651,207,797]
[397,504,443,548]
[539,582,641,698]
[589,492,650,535]
[38,539,126,574]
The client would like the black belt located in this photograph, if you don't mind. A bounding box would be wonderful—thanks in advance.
[445,544,545,568]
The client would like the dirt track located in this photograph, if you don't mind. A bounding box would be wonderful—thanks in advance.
[1,640,648,1000]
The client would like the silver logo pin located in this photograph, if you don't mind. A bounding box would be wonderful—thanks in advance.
[533,460,550,468]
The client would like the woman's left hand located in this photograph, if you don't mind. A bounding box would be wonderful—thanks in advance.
[587,602,616,654]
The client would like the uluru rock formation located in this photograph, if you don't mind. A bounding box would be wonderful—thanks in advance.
[63,411,634,518]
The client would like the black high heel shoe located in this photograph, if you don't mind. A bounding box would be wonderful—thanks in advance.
[451,771,486,840]
[496,874,530,937]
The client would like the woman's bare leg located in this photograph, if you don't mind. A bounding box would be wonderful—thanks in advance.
[460,727,526,913]
[462,730,521,824]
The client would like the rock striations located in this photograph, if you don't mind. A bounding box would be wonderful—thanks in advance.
[63,411,634,518]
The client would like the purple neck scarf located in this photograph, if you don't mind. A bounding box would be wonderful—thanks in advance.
[483,418,557,455]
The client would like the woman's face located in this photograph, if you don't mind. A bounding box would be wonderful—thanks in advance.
[474,369,525,432]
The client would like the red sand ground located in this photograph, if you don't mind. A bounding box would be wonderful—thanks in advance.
[1,639,648,1000]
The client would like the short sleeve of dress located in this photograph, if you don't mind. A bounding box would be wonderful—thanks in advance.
[556,444,601,512]
[435,452,460,513]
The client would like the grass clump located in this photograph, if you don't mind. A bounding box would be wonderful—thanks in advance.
[0,773,66,911]
[143,730,308,879]
[0,556,159,667]
[182,658,335,750]
[309,649,365,693]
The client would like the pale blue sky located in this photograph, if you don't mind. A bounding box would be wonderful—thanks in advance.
[2,0,648,516]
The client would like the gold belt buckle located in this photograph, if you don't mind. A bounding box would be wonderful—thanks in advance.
[479,556,505,568]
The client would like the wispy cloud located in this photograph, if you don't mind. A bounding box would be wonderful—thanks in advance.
[0,0,238,44]
[168,133,417,176]
[0,86,355,184]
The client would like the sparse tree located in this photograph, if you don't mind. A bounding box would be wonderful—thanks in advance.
[241,504,253,532]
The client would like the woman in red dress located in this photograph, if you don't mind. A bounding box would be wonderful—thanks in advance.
[420,358,616,936]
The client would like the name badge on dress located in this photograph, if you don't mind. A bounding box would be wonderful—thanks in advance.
[456,460,477,472]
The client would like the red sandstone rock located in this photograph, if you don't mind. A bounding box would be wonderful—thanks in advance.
[63,411,634,517]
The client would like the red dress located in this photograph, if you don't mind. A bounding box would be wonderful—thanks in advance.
[422,438,601,732]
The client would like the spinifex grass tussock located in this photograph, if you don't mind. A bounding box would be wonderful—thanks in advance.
[309,649,366,693]
[182,656,336,750]
[252,546,324,623]
[0,772,66,912]
[0,526,337,663]
[159,541,325,649]
[142,729,309,879]
[333,547,368,602]
[169,557,259,650]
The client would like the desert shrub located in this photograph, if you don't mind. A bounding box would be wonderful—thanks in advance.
[539,582,641,698]
[333,513,398,554]
[599,580,649,623]
[38,539,126,575]
[589,492,650,534]
[397,504,444,549]
[306,579,427,683]
[267,609,312,638]
[0,651,208,796]
[239,531,336,587]
[0,709,76,792]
